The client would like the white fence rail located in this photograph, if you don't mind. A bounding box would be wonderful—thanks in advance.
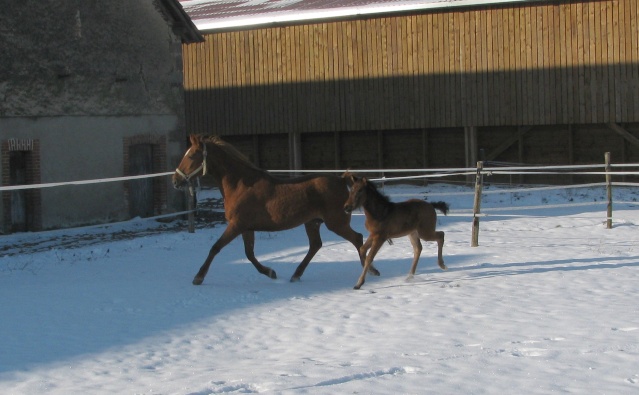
[2,154,638,244]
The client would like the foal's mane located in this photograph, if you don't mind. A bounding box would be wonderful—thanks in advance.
[365,179,392,206]
[203,135,262,172]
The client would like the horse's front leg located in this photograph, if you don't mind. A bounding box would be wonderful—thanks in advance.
[358,235,381,277]
[242,231,277,279]
[193,225,241,285]
[354,236,384,290]
[291,220,323,282]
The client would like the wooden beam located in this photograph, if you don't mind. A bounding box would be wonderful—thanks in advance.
[607,123,639,149]
[486,126,532,161]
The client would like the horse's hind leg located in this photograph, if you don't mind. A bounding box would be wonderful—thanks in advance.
[435,231,446,269]
[418,229,447,270]
[407,231,423,278]
[290,219,323,282]
[193,225,242,285]
[242,231,277,279]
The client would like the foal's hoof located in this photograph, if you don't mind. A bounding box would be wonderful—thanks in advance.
[192,276,204,285]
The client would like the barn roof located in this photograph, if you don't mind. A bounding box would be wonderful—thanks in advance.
[179,0,546,31]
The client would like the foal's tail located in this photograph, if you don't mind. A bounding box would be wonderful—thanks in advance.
[430,201,450,215]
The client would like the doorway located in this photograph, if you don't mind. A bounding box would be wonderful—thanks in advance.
[128,143,154,218]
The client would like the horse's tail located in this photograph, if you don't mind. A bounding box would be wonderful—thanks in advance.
[430,201,450,215]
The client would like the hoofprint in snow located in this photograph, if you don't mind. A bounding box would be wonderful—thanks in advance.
[1,183,638,394]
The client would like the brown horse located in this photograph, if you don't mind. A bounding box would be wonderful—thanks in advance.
[173,135,379,285]
[343,173,449,290]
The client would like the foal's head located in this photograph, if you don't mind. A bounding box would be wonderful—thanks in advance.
[343,174,369,214]
[173,134,207,190]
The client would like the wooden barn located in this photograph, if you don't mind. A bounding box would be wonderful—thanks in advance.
[180,0,639,181]
[0,0,202,233]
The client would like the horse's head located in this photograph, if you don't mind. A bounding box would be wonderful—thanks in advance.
[343,173,368,214]
[173,134,208,190]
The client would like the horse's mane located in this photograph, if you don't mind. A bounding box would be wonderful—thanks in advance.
[203,135,263,172]
[365,179,392,206]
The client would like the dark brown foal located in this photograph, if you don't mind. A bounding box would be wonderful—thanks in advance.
[343,173,449,290]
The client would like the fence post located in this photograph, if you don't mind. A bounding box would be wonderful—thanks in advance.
[471,161,484,247]
[605,152,612,229]
[187,189,195,233]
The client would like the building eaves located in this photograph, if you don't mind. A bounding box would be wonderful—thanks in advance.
[160,0,205,42]
[179,0,548,31]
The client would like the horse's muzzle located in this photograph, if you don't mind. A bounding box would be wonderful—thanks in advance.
[172,174,187,190]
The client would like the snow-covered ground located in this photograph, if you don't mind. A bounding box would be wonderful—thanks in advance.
[1,182,638,394]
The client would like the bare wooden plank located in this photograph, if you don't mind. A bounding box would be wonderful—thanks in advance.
[570,3,580,124]
[441,13,450,126]
[427,13,436,126]
[550,4,560,123]
[623,0,634,122]
[582,1,592,124]
[506,7,516,125]
[531,5,540,124]
[611,1,624,122]
[469,11,478,126]
[389,17,399,129]
[416,15,426,127]
[632,0,639,121]
[558,4,569,123]
[592,1,603,123]
[492,8,503,124]
[606,1,616,123]
[519,6,529,124]
[600,1,610,121]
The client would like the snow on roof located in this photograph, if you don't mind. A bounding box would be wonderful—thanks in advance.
[179,0,544,31]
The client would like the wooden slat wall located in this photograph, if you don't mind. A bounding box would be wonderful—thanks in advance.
[183,0,639,136]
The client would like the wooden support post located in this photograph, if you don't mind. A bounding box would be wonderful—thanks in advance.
[465,126,478,185]
[605,152,612,229]
[471,161,484,247]
[289,131,302,175]
[187,189,195,233]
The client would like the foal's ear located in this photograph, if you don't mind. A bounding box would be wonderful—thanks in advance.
[342,171,358,186]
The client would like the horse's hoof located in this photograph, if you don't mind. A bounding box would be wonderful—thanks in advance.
[192,277,204,285]
[353,284,362,290]
[439,263,447,270]
[368,268,381,276]
[290,276,301,282]
[266,269,277,279]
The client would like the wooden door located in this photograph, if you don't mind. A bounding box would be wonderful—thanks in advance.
[128,144,154,218]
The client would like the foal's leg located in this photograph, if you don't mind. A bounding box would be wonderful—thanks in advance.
[418,228,447,270]
[354,235,385,290]
[242,231,277,279]
[327,221,381,276]
[193,224,242,285]
[290,220,323,282]
[435,231,446,270]
[407,231,423,278]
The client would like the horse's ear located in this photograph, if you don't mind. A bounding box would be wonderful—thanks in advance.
[362,177,368,185]
[189,134,199,146]
[342,170,358,186]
